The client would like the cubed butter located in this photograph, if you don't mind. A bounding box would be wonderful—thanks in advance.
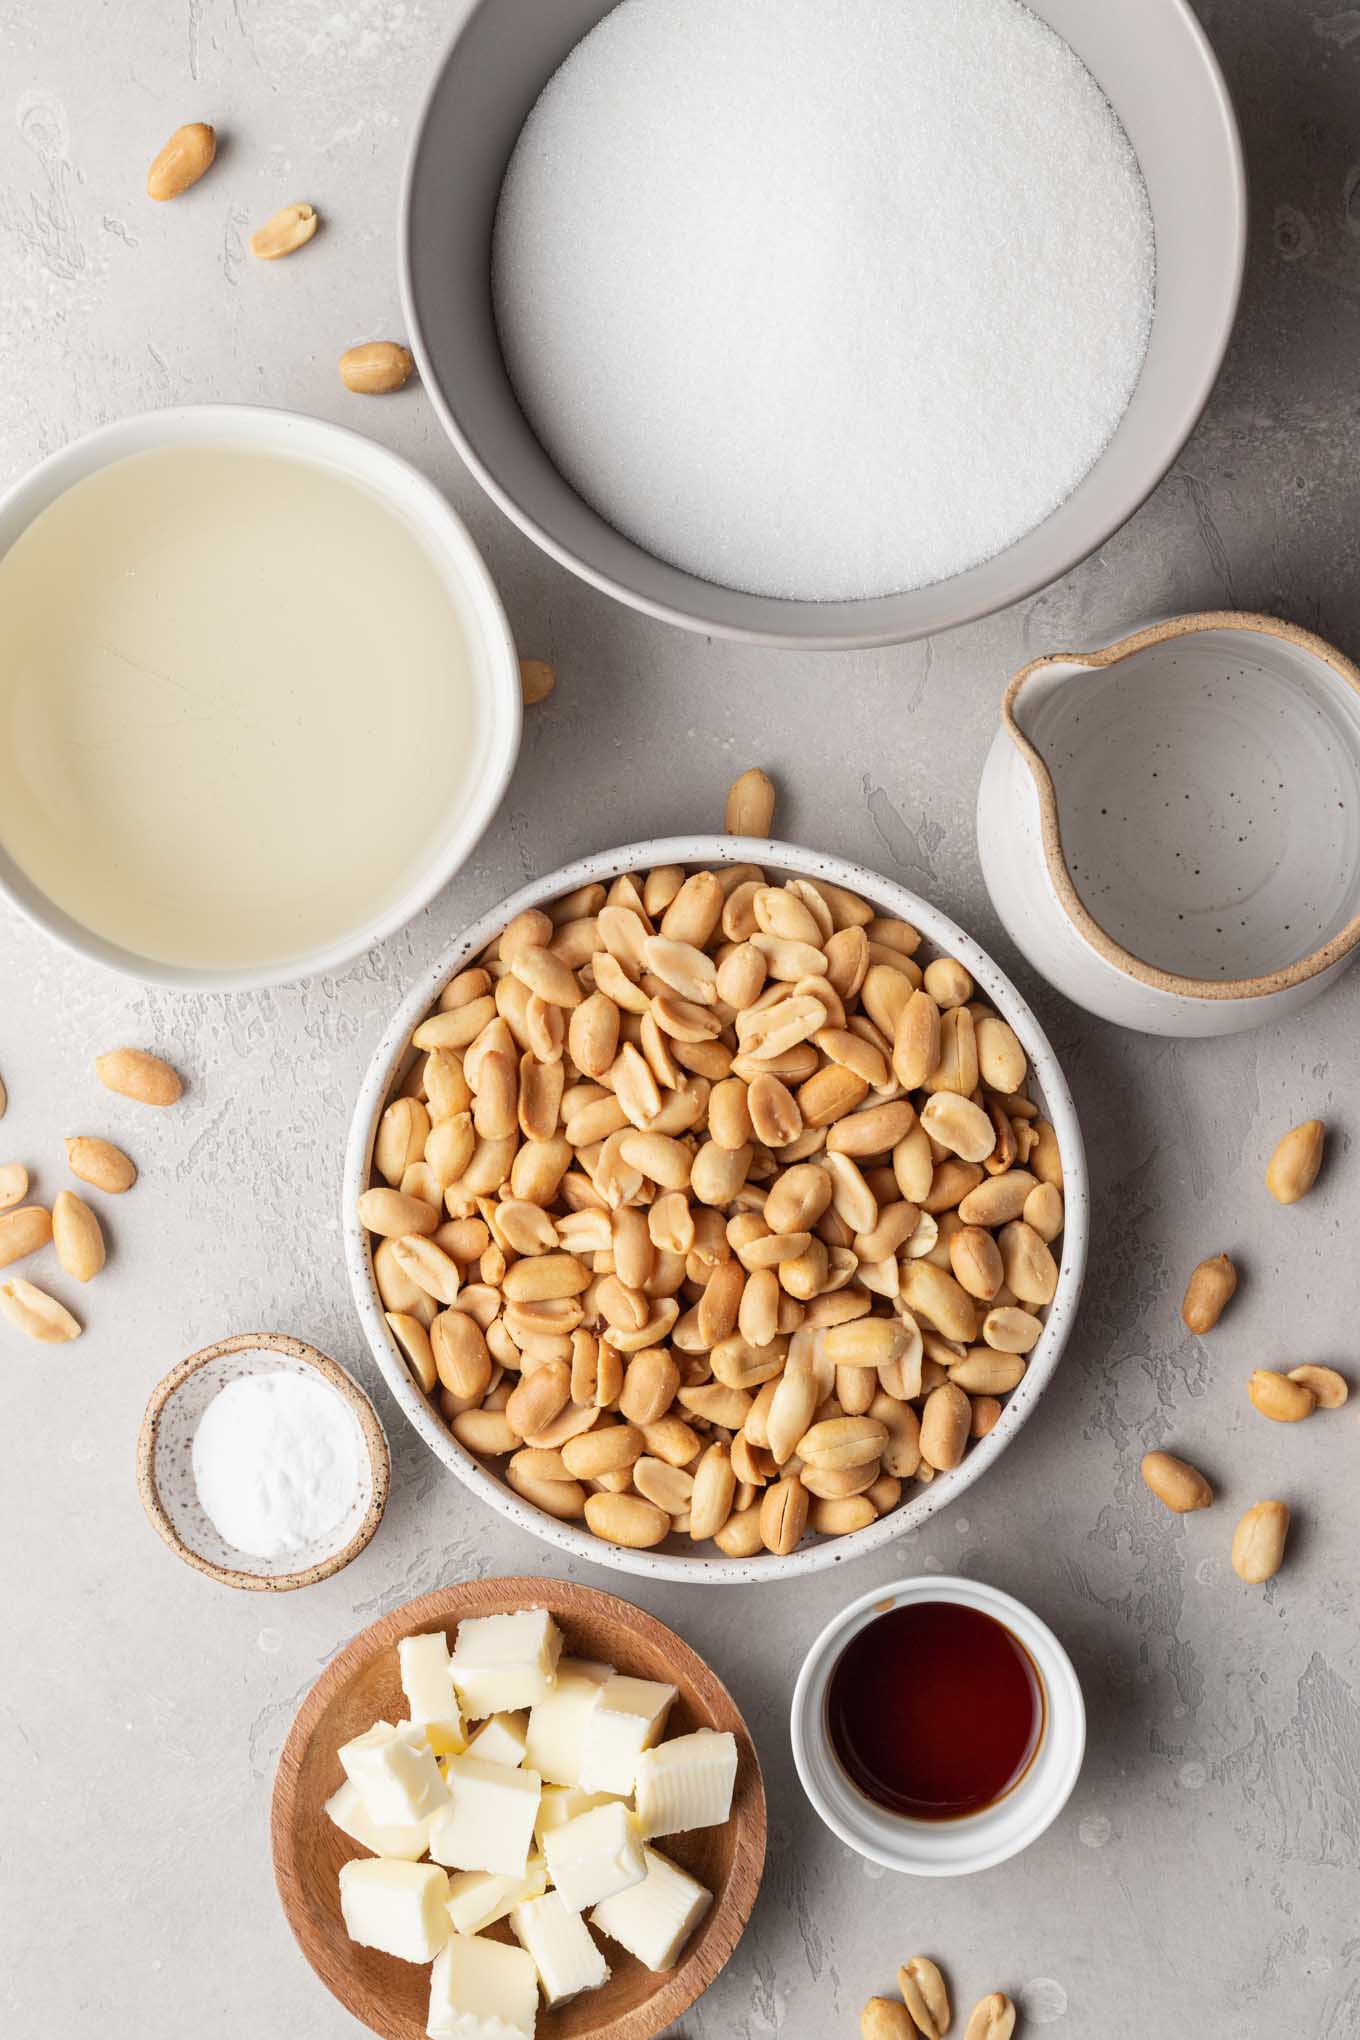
[465,1710,529,1769]
[339,1720,449,1827]
[635,1727,737,1837]
[446,1854,547,1937]
[449,1609,563,1717]
[590,1846,711,1973]
[338,1857,450,1964]
[579,1675,677,1796]
[427,1930,538,2039]
[543,1799,645,1912]
[399,1631,467,1757]
[510,1890,610,2006]
[324,1778,431,1862]
[534,1785,622,1849]
[427,1754,542,1877]
[523,1658,612,1786]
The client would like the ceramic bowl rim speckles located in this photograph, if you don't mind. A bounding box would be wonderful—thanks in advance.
[0,404,522,992]
[342,835,1089,1585]
[790,1574,1086,1875]
[400,0,1246,647]
[1002,611,1360,1001]
[136,1331,391,1592]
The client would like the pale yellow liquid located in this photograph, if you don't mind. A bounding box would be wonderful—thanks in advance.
[0,445,481,970]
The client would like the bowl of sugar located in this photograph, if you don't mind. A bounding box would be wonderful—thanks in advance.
[0,407,521,988]
[136,1332,390,1591]
[402,0,1245,648]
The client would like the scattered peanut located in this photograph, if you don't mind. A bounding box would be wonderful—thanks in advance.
[0,1164,28,1211]
[898,1955,951,2038]
[861,1998,916,2040]
[963,1994,1016,2040]
[1265,1118,1325,1205]
[1231,1499,1290,1584]
[1248,1368,1315,1424]
[1286,1364,1348,1409]
[146,122,216,201]
[249,201,319,259]
[0,1278,81,1343]
[520,658,556,706]
[94,1048,183,1106]
[65,1136,137,1194]
[0,1205,53,1269]
[1141,1449,1213,1515]
[339,341,415,394]
[359,845,1063,1557]
[725,767,776,837]
[1180,1252,1237,1334]
[52,1191,105,1283]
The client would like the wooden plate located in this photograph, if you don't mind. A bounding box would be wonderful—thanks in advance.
[271,1577,767,2040]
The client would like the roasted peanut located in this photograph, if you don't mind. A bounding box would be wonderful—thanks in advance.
[1248,1369,1315,1423]
[898,1956,951,2040]
[95,1048,182,1105]
[963,1994,1016,2040]
[1265,1118,1324,1205]
[339,341,415,394]
[1181,1252,1237,1334]
[1286,1364,1348,1409]
[65,1137,136,1194]
[146,122,215,200]
[1141,1450,1213,1514]
[1232,1499,1291,1583]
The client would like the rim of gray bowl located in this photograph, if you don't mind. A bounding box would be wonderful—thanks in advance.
[398,0,1247,649]
[343,836,1089,1584]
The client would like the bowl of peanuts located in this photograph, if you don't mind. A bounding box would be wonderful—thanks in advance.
[344,822,1086,1581]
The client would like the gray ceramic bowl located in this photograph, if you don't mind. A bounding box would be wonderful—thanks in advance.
[401,0,1246,649]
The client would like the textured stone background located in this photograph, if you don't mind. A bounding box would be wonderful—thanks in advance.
[2,2,1358,2035]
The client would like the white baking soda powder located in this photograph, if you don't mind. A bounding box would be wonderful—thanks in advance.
[191,1370,362,1560]
[493,0,1156,602]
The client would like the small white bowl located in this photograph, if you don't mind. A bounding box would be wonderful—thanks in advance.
[136,1332,391,1592]
[344,836,1089,1586]
[0,405,521,990]
[791,1575,1085,1875]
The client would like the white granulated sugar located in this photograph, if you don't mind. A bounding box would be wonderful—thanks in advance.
[493,0,1155,602]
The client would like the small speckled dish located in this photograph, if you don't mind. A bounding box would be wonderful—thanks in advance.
[979,613,1360,1035]
[136,1332,390,1591]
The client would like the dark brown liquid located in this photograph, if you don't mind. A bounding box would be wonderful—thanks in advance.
[826,1601,1044,1820]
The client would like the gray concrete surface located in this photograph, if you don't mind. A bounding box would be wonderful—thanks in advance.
[2,2,1358,2034]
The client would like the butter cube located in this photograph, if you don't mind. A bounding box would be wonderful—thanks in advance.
[534,1785,622,1849]
[449,1609,563,1718]
[590,1846,711,1972]
[465,1710,529,1768]
[523,1658,612,1786]
[427,1754,542,1877]
[324,1779,431,1863]
[338,1857,450,1964]
[399,1632,467,1757]
[543,1800,645,1912]
[635,1728,737,1837]
[339,1720,449,1827]
[511,1890,610,2005]
[446,1855,548,1937]
[427,1931,538,2039]
[579,1675,677,1796]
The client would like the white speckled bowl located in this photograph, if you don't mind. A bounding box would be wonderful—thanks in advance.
[136,1332,391,1592]
[344,838,1088,1584]
[791,1575,1086,1874]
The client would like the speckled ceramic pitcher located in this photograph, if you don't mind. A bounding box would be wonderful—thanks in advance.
[977,612,1360,1036]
